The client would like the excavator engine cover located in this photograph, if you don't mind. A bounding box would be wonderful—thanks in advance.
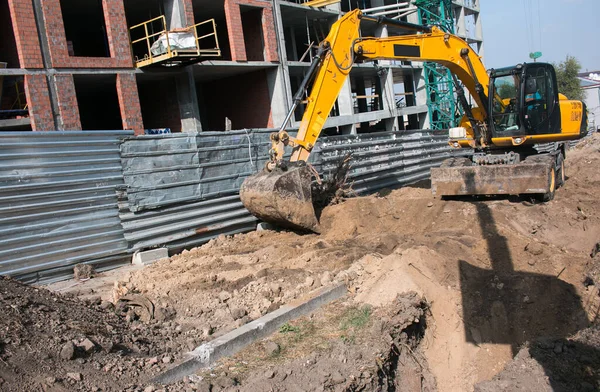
[240,162,320,233]
[431,159,552,197]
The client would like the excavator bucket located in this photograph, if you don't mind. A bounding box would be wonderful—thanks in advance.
[240,163,321,233]
[431,162,552,197]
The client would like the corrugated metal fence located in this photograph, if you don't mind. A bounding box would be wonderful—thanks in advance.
[312,128,467,193]
[0,131,132,283]
[117,128,458,254]
[118,130,273,253]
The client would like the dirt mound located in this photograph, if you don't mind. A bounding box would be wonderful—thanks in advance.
[179,293,435,392]
[475,323,600,392]
[0,277,189,391]
[237,293,434,392]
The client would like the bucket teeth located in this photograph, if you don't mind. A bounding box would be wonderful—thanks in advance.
[240,163,320,233]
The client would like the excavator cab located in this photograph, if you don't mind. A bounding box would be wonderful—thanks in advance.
[489,63,561,138]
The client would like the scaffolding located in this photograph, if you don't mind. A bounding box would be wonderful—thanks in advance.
[415,0,459,130]
[129,16,221,68]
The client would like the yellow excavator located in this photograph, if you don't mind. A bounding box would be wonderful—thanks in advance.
[240,9,587,233]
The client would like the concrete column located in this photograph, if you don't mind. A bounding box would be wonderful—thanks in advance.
[474,13,485,59]
[334,1,355,134]
[406,10,428,129]
[267,67,289,127]
[375,24,399,132]
[288,26,298,61]
[176,68,202,133]
[335,81,356,134]
[456,6,466,39]
[163,0,186,30]
[271,0,294,126]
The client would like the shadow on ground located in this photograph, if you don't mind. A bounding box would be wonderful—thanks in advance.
[462,201,599,391]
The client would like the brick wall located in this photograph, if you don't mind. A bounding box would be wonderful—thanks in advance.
[23,75,54,130]
[181,0,195,26]
[116,74,144,135]
[53,74,81,130]
[41,0,133,68]
[201,69,273,130]
[223,0,279,62]
[7,0,44,68]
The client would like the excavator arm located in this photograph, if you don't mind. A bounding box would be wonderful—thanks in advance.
[270,9,491,166]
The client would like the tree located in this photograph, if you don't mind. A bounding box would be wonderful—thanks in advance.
[498,82,516,99]
[554,55,585,102]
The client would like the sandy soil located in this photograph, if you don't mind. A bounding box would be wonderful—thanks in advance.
[2,134,600,391]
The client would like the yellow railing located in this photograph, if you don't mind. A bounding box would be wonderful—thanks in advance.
[129,16,221,68]
[301,0,341,7]
[11,80,27,110]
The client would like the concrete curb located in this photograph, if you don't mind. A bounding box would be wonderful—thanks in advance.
[153,283,347,384]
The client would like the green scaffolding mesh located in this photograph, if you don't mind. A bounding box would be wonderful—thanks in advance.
[415,0,461,130]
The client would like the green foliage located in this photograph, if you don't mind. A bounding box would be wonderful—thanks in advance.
[279,323,300,334]
[497,83,516,99]
[339,305,372,344]
[554,55,585,102]
[340,305,372,331]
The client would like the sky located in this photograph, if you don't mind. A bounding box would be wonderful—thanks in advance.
[479,0,600,72]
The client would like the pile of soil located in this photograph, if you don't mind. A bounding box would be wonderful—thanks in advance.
[184,293,436,392]
[0,277,191,391]
[475,323,600,392]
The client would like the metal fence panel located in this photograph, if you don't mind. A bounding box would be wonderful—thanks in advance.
[118,128,457,252]
[118,130,274,252]
[0,131,132,283]
[120,130,274,212]
[311,129,468,193]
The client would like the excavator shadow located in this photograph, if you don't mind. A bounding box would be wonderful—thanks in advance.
[459,171,598,390]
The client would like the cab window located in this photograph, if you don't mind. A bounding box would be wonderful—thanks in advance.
[491,74,521,133]
[523,66,551,132]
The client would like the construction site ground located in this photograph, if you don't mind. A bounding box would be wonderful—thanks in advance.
[2,134,600,391]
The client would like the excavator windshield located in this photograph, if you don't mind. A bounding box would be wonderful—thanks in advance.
[490,73,522,135]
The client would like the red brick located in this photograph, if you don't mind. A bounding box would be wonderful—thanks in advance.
[7,0,44,68]
[41,0,133,69]
[24,75,54,130]
[224,0,279,63]
[181,0,195,25]
[53,74,81,130]
[116,74,144,135]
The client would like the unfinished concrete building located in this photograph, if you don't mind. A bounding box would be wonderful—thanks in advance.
[0,0,484,134]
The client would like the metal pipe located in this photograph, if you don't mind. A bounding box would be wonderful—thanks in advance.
[279,45,328,132]
[371,8,417,18]
[360,14,432,33]
[361,2,411,13]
